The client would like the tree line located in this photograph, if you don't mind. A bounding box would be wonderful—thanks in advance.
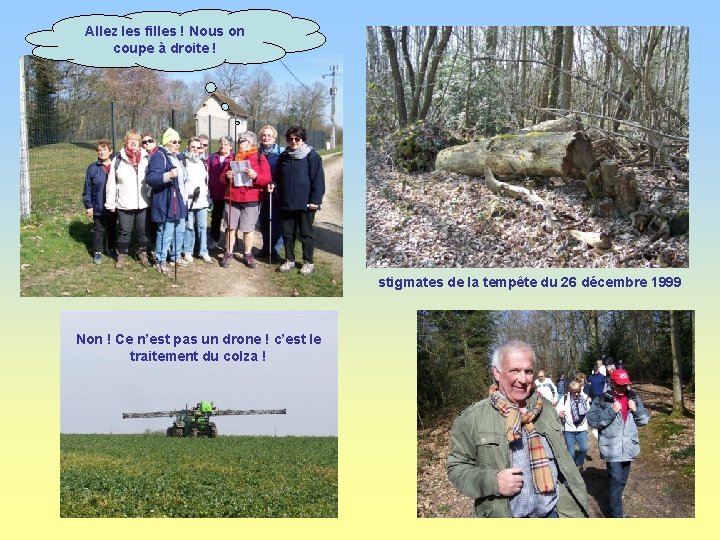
[24,57,338,146]
[417,310,693,423]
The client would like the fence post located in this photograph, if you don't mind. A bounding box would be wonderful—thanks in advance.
[19,56,31,218]
[110,102,117,153]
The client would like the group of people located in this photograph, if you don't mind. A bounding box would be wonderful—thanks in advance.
[82,125,325,276]
[448,340,650,518]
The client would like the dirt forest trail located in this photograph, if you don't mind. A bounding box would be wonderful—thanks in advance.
[417,383,695,518]
[178,152,343,297]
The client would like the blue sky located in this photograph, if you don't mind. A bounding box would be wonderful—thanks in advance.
[175,53,343,126]
[61,311,338,436]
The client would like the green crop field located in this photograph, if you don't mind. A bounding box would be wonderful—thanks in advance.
[60,434,337,517]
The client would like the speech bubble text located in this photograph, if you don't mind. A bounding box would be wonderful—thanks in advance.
[26,9,325,71]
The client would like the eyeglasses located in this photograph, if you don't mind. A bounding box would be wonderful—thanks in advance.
[168,140,180,144]
[287,136,302,142]
[141,138,154,144]
[190,146,202,150]
[201,143,208,147]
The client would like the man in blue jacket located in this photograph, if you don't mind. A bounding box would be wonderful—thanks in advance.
[587,369,650,518]
[587,367,606,398]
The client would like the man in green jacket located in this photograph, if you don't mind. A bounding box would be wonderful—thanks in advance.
[447,340,589,517]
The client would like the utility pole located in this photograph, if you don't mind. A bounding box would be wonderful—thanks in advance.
[323,65,339,149]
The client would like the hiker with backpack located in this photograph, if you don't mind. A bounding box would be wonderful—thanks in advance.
[556,380,591,473]
[104,129,151,269]
[181,137,213,264]
[587,369,650,518]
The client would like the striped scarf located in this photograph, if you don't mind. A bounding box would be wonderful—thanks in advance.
[570,394,589,425]
[490,388,555,494]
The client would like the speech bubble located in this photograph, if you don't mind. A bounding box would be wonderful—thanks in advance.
[26,9,325,71]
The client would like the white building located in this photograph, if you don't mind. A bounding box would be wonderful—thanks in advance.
[194,92,249,145]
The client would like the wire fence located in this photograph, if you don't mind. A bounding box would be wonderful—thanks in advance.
[21,101,330,217]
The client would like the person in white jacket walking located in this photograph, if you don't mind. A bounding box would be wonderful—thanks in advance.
[556,380,591,472]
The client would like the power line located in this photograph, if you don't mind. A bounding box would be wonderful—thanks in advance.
[279,59,311,91]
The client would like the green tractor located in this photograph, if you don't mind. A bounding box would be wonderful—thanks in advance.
[122,401,286,437]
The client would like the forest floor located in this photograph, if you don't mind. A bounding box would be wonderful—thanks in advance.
[366,149,688,268]
[417,383,695,518]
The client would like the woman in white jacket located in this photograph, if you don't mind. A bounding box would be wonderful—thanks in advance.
[181,137,212,263]
[105,129,151,269]
[556,380,591,472]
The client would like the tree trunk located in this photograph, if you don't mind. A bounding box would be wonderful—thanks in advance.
[435,130,594,178]
[419,26,453,120]
[547,26,564,118]
[380,26,408,127]
[669,310,686,416]
[585,159,640,217]
[560,26,573,110]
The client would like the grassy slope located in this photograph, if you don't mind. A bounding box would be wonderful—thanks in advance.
[21,142,342,297]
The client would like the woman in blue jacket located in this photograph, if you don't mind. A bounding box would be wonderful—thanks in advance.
[82,139,117,264]
[274,126,325,276]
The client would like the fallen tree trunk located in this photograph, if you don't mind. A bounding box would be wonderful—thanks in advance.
[436,131,594,178]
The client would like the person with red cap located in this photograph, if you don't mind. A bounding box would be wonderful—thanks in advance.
[587,368,650,518]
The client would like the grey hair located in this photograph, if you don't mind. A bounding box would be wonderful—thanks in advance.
[219,136,233,146]
[491,340,536,371]
[239,131,257,146]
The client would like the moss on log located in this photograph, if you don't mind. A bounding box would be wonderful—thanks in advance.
[435,131,594,178]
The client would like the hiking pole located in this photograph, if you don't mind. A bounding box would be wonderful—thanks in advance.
[225,174,233,261]
[268,184,274,264]
[172,172,179,282]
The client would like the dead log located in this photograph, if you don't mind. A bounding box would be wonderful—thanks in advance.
[568,230,613,251]
[585,159,639,217]
[484,168,558,228]
[519,116,582,133]
[436,131,594,178]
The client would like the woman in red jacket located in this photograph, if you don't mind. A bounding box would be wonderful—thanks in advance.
[221,131,271,268]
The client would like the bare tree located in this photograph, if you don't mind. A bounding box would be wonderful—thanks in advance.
[378,26,453,127]
[669,310,686,416]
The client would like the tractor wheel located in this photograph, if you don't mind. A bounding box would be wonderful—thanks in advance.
[209,424,218,438]
[174,428,183,437]
[190,429,199,437]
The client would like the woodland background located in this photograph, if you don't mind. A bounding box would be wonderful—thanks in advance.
[417,310,693,423]
[367,27,689,268]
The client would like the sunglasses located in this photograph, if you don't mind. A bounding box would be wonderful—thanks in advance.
[287,136,302,142]
[201,143,208,147]
[238,139,249,144]
[190,146,202,150]
[168,140,180,144]
[141,138,154,144]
